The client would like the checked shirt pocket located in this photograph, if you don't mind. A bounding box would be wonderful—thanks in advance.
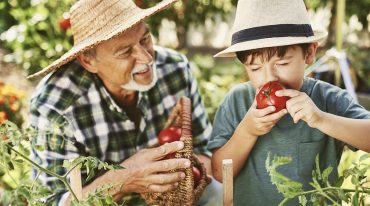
[297,138,327,177]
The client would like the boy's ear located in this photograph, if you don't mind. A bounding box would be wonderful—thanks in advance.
[76,53,99,73]
[305,43,318,64]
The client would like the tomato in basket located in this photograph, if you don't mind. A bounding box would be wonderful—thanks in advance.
[193,166,202,187]
[158,126,182,158]
[158,126,182,145]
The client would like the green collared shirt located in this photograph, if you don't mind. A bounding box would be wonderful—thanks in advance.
[30,46,212,205]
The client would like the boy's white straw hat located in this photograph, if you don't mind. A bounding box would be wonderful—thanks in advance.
[28,0,178,79]
[214,0,328,58]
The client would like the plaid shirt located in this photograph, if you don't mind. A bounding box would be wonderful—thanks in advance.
[29,46,212,205]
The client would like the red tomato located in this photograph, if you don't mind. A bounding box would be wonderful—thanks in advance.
[192,166,202,187]
[157,126,181,145]
[165,152,176,159]
[256,81,289,112]
[59,18,71,30]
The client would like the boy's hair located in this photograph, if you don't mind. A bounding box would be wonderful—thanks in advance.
[236,43,310,64]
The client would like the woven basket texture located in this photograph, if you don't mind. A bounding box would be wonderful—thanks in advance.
[141,96,208,206]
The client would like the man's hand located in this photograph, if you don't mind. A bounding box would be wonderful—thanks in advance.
[276,89,323,128]
[241,98,287,137]
[120,141,190,193]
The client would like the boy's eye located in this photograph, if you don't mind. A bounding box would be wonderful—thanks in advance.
[276,62,289,66]
[250,67,261,72]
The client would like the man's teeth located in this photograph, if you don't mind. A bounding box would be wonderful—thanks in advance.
[134,68,149,74]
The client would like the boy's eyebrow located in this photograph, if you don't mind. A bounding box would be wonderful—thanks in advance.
[279,55,293,60]
[113,28,150,54]
[245,63,260,66]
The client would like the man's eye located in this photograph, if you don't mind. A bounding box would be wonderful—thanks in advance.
[118,49,131,57]
[140,35,150,44]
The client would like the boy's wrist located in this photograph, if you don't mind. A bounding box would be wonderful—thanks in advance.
[235,122,258,141]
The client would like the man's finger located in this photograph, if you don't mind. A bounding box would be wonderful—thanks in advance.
[147,182,179,193]
[151,141,184,160]
[146,171,186,185]
[150,158,191,173]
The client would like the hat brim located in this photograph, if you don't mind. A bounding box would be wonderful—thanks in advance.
[214,30,328,58]
[27,0,178,79]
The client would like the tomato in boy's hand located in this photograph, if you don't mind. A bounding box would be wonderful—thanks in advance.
[157,126,181,145]
[256,81,289,112]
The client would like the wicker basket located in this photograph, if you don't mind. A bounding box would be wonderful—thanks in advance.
[141,96,208,206]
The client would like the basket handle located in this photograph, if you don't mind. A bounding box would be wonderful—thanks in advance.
[164,96,192,136]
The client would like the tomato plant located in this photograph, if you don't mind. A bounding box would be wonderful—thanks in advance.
[157,126,181,145]
[256,81,289,112]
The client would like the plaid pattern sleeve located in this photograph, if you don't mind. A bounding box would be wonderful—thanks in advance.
[29,46,212,205]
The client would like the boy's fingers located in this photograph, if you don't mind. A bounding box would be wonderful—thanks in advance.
[251,97,257,109]
[256,106,276,117]
[275,89,300,98]
[292,109,305,123]
[261,109,287,123]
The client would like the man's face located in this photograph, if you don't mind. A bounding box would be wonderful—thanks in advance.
[85,22,156,92]
[242,45,316,91]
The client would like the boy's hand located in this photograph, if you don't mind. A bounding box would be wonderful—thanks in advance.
[242,98,287,137]
[276,89,323,128]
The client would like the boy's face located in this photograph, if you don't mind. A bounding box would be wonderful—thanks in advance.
[242,44,317,91]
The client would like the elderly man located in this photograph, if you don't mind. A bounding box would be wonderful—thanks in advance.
[28,0,220,205]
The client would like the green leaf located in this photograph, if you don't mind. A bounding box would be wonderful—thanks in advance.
[14,159,24,164]
[333,176,344,187]
[352,192,359,206]
[105,196,113,204]
[358,153,370,162]
[298,195,307,206]
[321,166,333,182]
[18,187,31,200]
[34,144,45,151]
[351,175,359,185]
[63,160,71,168]
[85,169,95,183]
[8,161,14,170]
[338,190,349,203]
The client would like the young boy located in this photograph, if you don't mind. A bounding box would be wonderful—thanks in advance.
[207,0,370,205]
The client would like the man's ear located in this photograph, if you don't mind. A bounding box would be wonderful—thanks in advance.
[305,43,318,64]
[76,53,98,73]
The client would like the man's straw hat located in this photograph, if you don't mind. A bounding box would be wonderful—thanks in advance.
[28,0,178,79]
[214,0,328,58]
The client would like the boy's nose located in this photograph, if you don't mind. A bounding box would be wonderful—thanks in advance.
[264,65,278,82]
